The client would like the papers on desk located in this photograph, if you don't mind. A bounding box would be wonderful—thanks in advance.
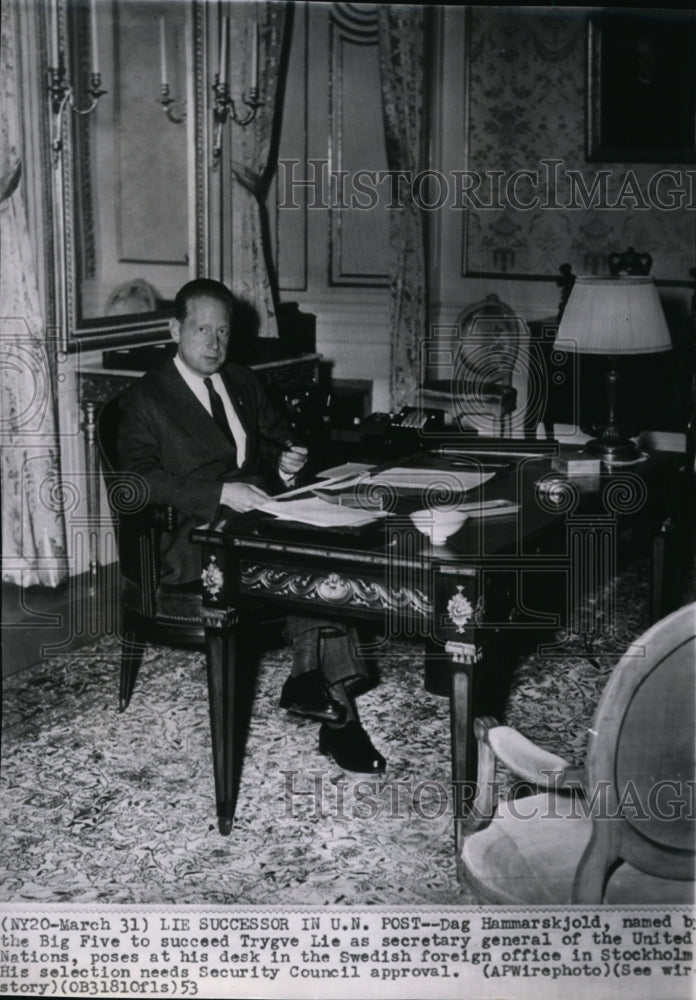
[266,467,497,526]
[316,462,376,479]
[456,499,520,517]
[260,496,388,528]
[368,467,496,492]
[310,475,364,492]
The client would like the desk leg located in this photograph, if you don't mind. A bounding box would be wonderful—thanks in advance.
[434,572,487,860]
[203,609,239,835]
[651,517,676,622]
[449,655,476,857]
[445,622,509,865]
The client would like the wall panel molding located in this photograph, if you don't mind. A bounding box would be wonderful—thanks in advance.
[328,3,389,287]
[114,2,188,266]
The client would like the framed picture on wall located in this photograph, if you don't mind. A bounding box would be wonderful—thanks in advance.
[587,10,696,163]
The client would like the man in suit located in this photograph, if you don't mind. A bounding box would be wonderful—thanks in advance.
[117,278,385,773]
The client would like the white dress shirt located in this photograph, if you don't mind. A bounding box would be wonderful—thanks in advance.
[173,353,247,465]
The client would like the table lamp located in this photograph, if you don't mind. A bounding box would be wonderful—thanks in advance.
[556,275,672,461]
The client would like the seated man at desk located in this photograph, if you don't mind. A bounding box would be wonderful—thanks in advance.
[117,278,385,773]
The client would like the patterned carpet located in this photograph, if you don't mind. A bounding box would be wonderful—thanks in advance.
[1,560,651,906]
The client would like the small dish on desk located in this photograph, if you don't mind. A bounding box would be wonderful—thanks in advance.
[409,509,469,546]
[410,500,520,544]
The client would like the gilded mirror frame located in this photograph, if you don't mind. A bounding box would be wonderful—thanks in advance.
[58,0,211,351]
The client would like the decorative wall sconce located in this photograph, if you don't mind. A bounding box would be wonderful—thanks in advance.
[158,16,186,124]
[159,82,186,124]
[212,15,262,168]
[48,0,106,166]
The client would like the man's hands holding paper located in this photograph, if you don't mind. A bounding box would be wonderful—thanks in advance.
[278,444,308,482]
[219,481,270,512]
[219,444,308,512]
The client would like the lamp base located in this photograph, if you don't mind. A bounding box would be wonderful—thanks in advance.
[583,435,642,463]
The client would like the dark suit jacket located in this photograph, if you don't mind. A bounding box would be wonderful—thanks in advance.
[117,358,291,584]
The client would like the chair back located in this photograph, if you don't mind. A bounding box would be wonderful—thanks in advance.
[105,278,158,316]
[579,603,696,887]
[97,396,121,477]
[454,293,526,390]
[96,394,203,714]
[96,394,157,586]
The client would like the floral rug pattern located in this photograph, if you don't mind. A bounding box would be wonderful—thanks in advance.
[1,561,650,906]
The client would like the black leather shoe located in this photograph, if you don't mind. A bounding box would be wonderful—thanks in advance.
[344,674,376,699]
[280,672,347,724]
[319,721,386,773]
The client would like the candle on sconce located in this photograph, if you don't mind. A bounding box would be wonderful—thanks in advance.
[159,16,168,87]
[51,0,60,68]
[90,0,99,75]
[251,17,258,90]
[219,16,229,85]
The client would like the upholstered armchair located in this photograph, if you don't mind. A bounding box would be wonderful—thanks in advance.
[459,602,696,905]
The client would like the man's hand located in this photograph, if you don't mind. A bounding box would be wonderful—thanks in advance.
[278,444,308,481]
[220,482,270,512]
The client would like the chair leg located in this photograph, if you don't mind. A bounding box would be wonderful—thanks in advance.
[120,630,145,712]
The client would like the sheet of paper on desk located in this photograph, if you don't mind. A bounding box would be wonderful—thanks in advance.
[259,496,388,527]
[309,474,365,492]
[316,462,376,479]
[368,468,496,491]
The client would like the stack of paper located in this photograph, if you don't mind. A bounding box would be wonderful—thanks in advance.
[260,496,388,528]
[368,468,495,491]
[316,462,376,479]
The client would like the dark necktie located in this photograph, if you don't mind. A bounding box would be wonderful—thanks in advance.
[203,377,236,457]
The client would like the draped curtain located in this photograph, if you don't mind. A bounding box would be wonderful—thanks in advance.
[377,4,428,410]
[228,1,293,337]
[1,1,67,586]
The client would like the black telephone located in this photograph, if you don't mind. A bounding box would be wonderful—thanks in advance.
[362,407,444,432]
[360,407,445,455]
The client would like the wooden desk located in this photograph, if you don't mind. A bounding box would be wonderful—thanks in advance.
[191,448,682,857]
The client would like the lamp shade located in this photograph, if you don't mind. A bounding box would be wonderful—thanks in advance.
[556,276,672,355]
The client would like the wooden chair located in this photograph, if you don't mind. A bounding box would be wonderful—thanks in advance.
[97,395,205,712]
[459,602,696,904]
[420,293,527,436]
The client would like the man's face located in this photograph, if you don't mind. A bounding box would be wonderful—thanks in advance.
[171,295,231,377]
